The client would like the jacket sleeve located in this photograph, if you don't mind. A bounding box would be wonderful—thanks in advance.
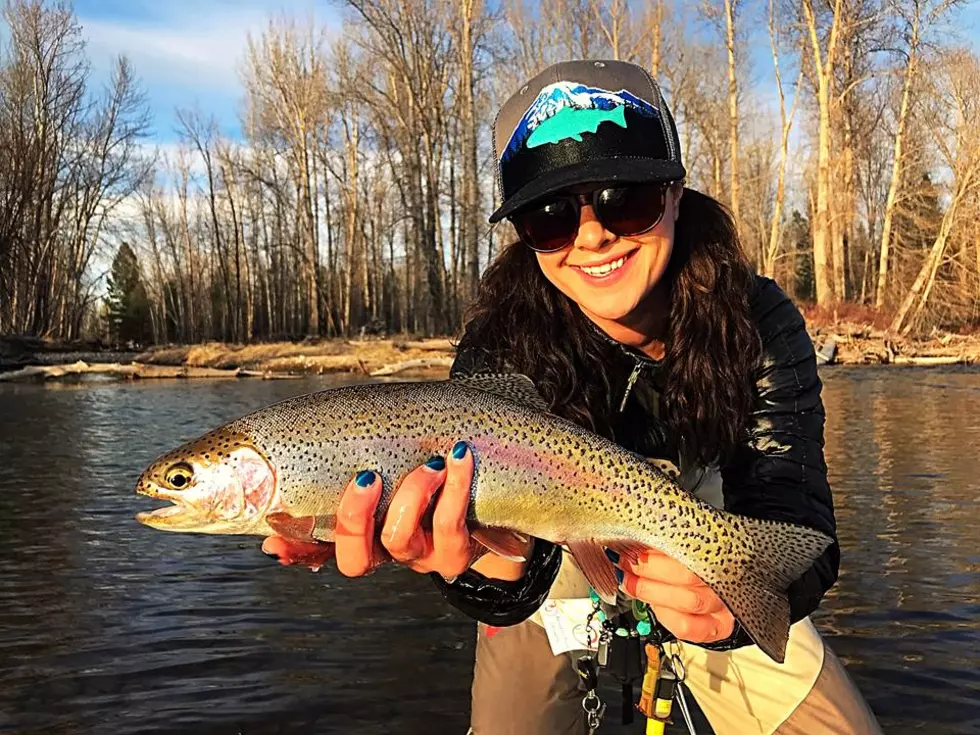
[703,277,840,652]
[428,330,563,626]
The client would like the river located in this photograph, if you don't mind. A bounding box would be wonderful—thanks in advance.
[0,368,977,734]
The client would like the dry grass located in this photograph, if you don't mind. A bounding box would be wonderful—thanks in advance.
[134,338,456,375]
[800,303,894,332]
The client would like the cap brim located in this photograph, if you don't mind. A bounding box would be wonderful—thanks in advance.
[488,158,686,224]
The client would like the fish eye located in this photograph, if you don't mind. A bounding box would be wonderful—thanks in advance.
[164,463,194,490]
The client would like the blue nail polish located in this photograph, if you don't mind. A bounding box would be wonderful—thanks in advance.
[604,548,620,564]
[355,470,375,488]
[425,456,446,471]
[615,567,624,584]
[452,441,468,460]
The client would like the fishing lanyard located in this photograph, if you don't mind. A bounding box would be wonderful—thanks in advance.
[575,594,699,735]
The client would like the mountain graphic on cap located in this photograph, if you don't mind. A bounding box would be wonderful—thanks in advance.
[501,81,661,164]
[488,60,684,224]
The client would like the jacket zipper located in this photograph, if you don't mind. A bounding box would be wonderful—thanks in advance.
[618,358,644,413]
[584,319,661,413]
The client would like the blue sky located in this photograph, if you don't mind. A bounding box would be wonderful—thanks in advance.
[74,0,980,148]
[75,0,339,143]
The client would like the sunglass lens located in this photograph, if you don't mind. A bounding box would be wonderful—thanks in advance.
[514,198,578,252]
[596,184,666,236]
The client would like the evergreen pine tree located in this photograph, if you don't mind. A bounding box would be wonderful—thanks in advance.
[105,243,153,346]
[789,211,815,303]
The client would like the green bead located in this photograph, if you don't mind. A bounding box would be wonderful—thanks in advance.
[589,588,599,604]
[615,627,629,637]
[632,599,649,621]
[597,611,607,622]
[636,620,652,636]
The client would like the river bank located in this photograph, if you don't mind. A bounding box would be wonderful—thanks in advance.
[2,324,979,383]
[0,335,456,381]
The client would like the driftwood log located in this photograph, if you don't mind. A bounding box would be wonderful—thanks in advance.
[0,361,300,382]
[369,357,455,376]
[890,355,973,366]
[392,339,455,352]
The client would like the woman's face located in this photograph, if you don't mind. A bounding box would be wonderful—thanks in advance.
[533,183,683,334]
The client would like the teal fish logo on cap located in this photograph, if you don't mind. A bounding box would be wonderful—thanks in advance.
[501,81,660,163]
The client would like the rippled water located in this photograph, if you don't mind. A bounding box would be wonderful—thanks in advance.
[0,368,978,734]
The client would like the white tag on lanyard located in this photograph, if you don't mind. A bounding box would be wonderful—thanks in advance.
[538,598,602,656]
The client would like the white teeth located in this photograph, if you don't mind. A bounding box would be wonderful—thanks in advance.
[580,256,627,277]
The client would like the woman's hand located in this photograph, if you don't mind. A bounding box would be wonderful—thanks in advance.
[615,548,736,644]
[334,441,476,578]
[264,440,496,580]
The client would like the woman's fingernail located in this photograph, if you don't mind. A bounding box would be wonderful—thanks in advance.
[451,440,468,460]
[604,548,620,564]
[615,567,624,584]
[355,470,375,488]
[425,455,446,471]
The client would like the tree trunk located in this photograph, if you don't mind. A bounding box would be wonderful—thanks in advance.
[802,0,842,306]
[876,6,920,308]
[724,0,741,227]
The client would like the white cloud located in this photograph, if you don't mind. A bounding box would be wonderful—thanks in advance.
[81,16,253,92]
[78,1,336,107]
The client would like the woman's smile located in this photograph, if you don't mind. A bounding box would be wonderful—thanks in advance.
[569,248,638,284]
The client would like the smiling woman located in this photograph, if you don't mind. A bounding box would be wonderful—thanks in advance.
[420,59,880,734]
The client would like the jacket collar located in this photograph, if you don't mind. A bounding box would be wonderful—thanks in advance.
[585,318,664,368]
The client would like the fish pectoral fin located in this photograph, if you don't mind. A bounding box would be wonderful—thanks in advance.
[472,526,530,562]
[567,539,620,605]
[266,512,336,544]
[261,535,336,571]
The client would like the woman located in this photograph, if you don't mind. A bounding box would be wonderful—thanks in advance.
[264,60,880,734]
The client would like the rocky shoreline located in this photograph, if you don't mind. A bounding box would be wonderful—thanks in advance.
[811,324,980,367]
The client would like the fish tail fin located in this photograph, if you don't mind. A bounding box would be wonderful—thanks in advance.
[706,515,833,663]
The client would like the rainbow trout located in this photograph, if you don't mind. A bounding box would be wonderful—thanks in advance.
[135,374,833,663]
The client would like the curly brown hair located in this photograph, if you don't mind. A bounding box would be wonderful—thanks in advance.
[460,187,762,467]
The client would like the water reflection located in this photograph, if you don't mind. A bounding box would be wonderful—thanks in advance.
[818,367,980,733]
[0,369,978,734]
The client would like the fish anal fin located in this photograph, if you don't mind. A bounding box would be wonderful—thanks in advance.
[603,540,649,566]
[567,539,620,605]
[450,373,549,412]
[472,526,530,562]
[267,512,336,543]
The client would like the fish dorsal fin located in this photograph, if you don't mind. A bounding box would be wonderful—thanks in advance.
[450,373,549,412]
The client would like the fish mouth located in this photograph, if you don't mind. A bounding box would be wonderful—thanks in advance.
[135,500,208,530]
[135,486,209,531]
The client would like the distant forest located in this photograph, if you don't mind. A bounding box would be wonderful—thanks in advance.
[1,0,978,346]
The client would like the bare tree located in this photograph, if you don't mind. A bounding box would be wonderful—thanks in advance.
[764,0,804,277]
[0,0,149,339]
[800,0,845,305]
[700,0,744,226]
[875,0,963,307]
[890,49,980,334]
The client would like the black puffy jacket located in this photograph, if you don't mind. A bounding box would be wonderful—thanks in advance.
[430,276,839,651]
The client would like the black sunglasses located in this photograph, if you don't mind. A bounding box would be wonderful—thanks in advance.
[509,182,674,253]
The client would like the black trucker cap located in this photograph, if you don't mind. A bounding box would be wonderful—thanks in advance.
[489,59,685,224]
